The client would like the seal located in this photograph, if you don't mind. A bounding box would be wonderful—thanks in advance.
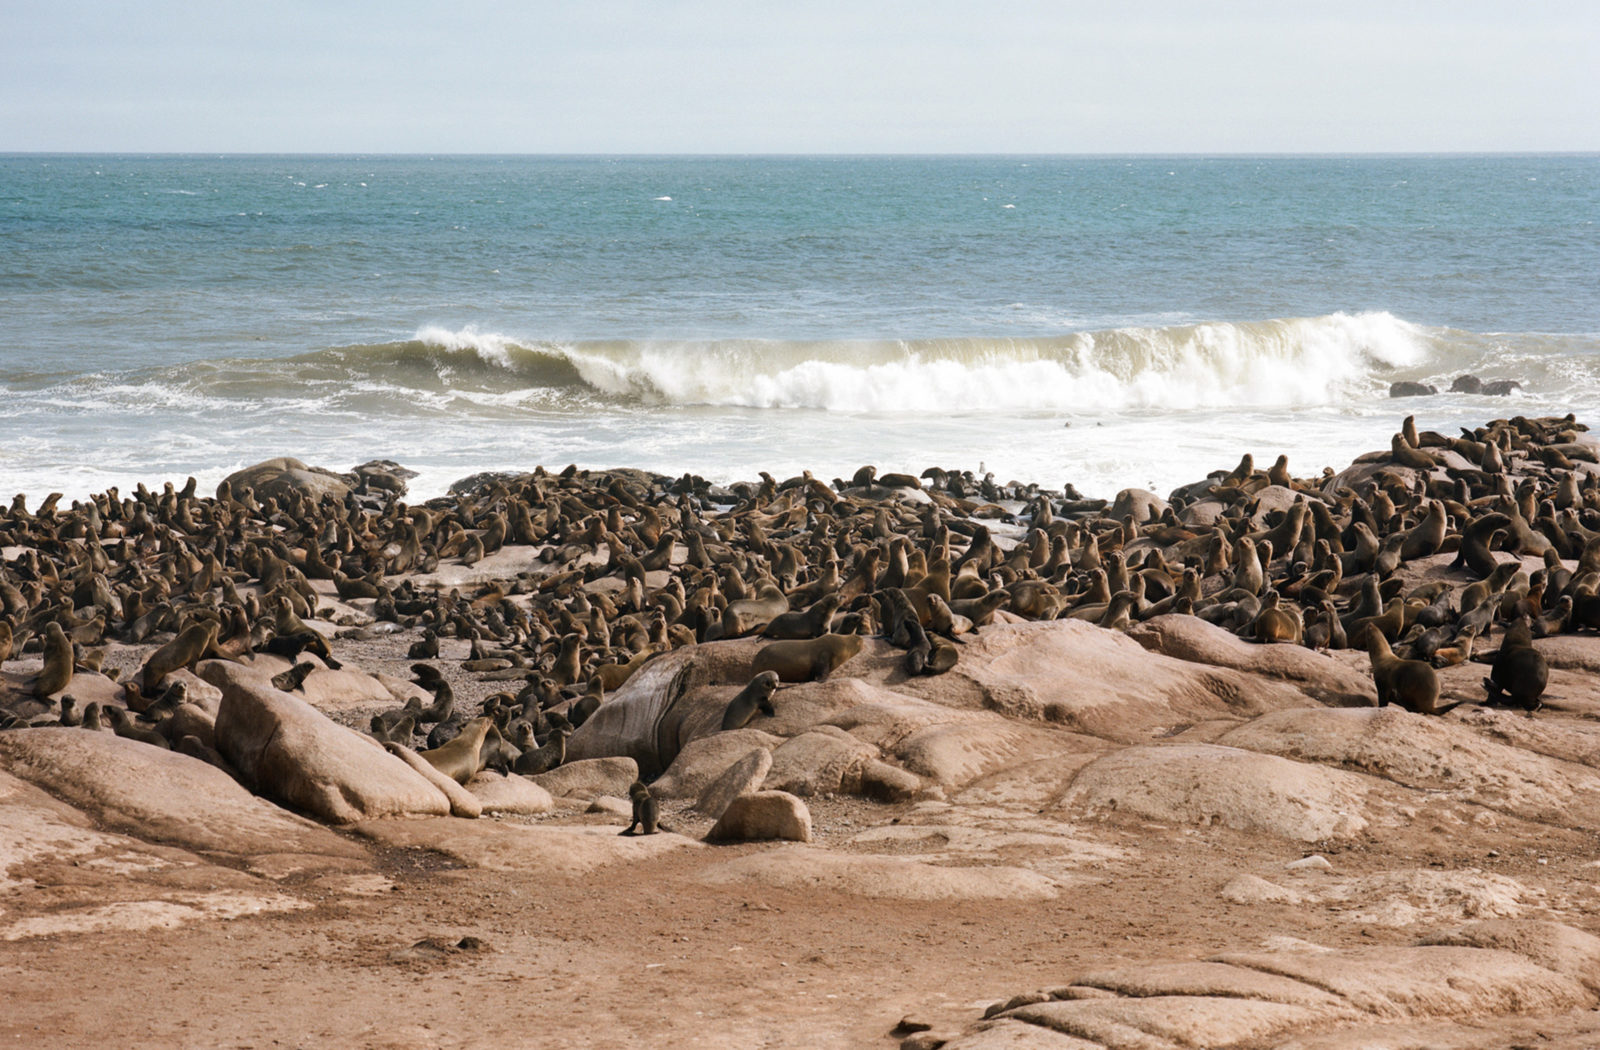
[751,633,865,683]
[762,593,842,640]
[618,780,661,835]
[514,723,571,776]
[139,621,216,691]
[419,716,493,785]
[721,670,780,731]
[32,621,74,698]
[1367,630,1456,715]
[1482,618,1548,713]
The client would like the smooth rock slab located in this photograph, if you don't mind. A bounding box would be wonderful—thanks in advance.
[1219,706,1600,828]
[353,818,699,878]
[0,770,309,940]
[701,846,1059,901]
[0,727,359,858]
[1059,742,1373,841]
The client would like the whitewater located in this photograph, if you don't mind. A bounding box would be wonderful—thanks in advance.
[1,154,1596,499]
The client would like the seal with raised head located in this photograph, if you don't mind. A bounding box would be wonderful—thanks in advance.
[751,632,865,683]
[419,716,493,785]
[1368,630,1457,715]
[1483,618,1548,713]
[618,780,661,835]
[721,670,780,731]
[140,621,216,692]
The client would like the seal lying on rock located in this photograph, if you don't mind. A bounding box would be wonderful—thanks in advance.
[751,634,864,683]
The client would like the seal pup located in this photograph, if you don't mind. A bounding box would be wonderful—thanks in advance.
[271,661,316,693]
[618,780,661,836]
[720,670,780,731]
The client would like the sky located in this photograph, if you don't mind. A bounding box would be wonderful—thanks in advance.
[2,0,1597,153]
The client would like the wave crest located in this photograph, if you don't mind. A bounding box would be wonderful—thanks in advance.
[398,311,1435,412]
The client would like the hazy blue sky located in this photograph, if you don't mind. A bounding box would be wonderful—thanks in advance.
[3,0,1596,153]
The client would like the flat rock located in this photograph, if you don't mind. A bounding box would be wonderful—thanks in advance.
[701,845,1060,901]
[353,818,699,877]
[0,727,359,859]
[1059,742,1374,841]
[1128,614,1376,704]
[1219,706,1600,828]
[0,770,309,941]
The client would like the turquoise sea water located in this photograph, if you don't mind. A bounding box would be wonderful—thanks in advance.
[1,154,1596,498]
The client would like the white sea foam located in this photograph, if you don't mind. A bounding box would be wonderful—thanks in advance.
[456,311,1439,413]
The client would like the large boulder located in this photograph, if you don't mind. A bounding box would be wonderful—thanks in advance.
[205,662,450,824]
[221,457,351,503]
[0,727,358,859]
[705,791,813,843]
[530,756,640,800]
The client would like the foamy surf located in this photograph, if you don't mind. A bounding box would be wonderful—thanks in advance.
[375,311,1448,413]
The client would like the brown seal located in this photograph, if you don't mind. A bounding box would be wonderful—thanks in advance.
[618,780,661,836]
[419,716,492,784]
[140,621,217,691]
[751,633,865,683]
[721,670,780,730]
[1367,631,1455,715]
[1482,618,1548,713]
[33,621,74,697]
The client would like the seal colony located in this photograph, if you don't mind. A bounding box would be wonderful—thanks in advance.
[0,413,1594,783]
[6,415,1600,1049]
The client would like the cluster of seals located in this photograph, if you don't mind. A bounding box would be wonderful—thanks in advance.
[2,413,1592,812]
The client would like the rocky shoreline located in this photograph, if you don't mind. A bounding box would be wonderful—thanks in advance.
[5,413,1600,1049]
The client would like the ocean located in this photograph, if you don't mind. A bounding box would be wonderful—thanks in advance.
[1,153,1596,502]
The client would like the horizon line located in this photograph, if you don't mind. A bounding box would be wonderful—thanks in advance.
[3,149,1598,160]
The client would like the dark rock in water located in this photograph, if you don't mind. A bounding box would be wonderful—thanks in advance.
[448,470,524,496]
[1451,374,1525,396]
[221,458,353,502]
[352,459,416,498]
[1389,381,1437,398]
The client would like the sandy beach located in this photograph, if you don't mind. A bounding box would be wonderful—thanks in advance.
[4,413,1600,1049]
